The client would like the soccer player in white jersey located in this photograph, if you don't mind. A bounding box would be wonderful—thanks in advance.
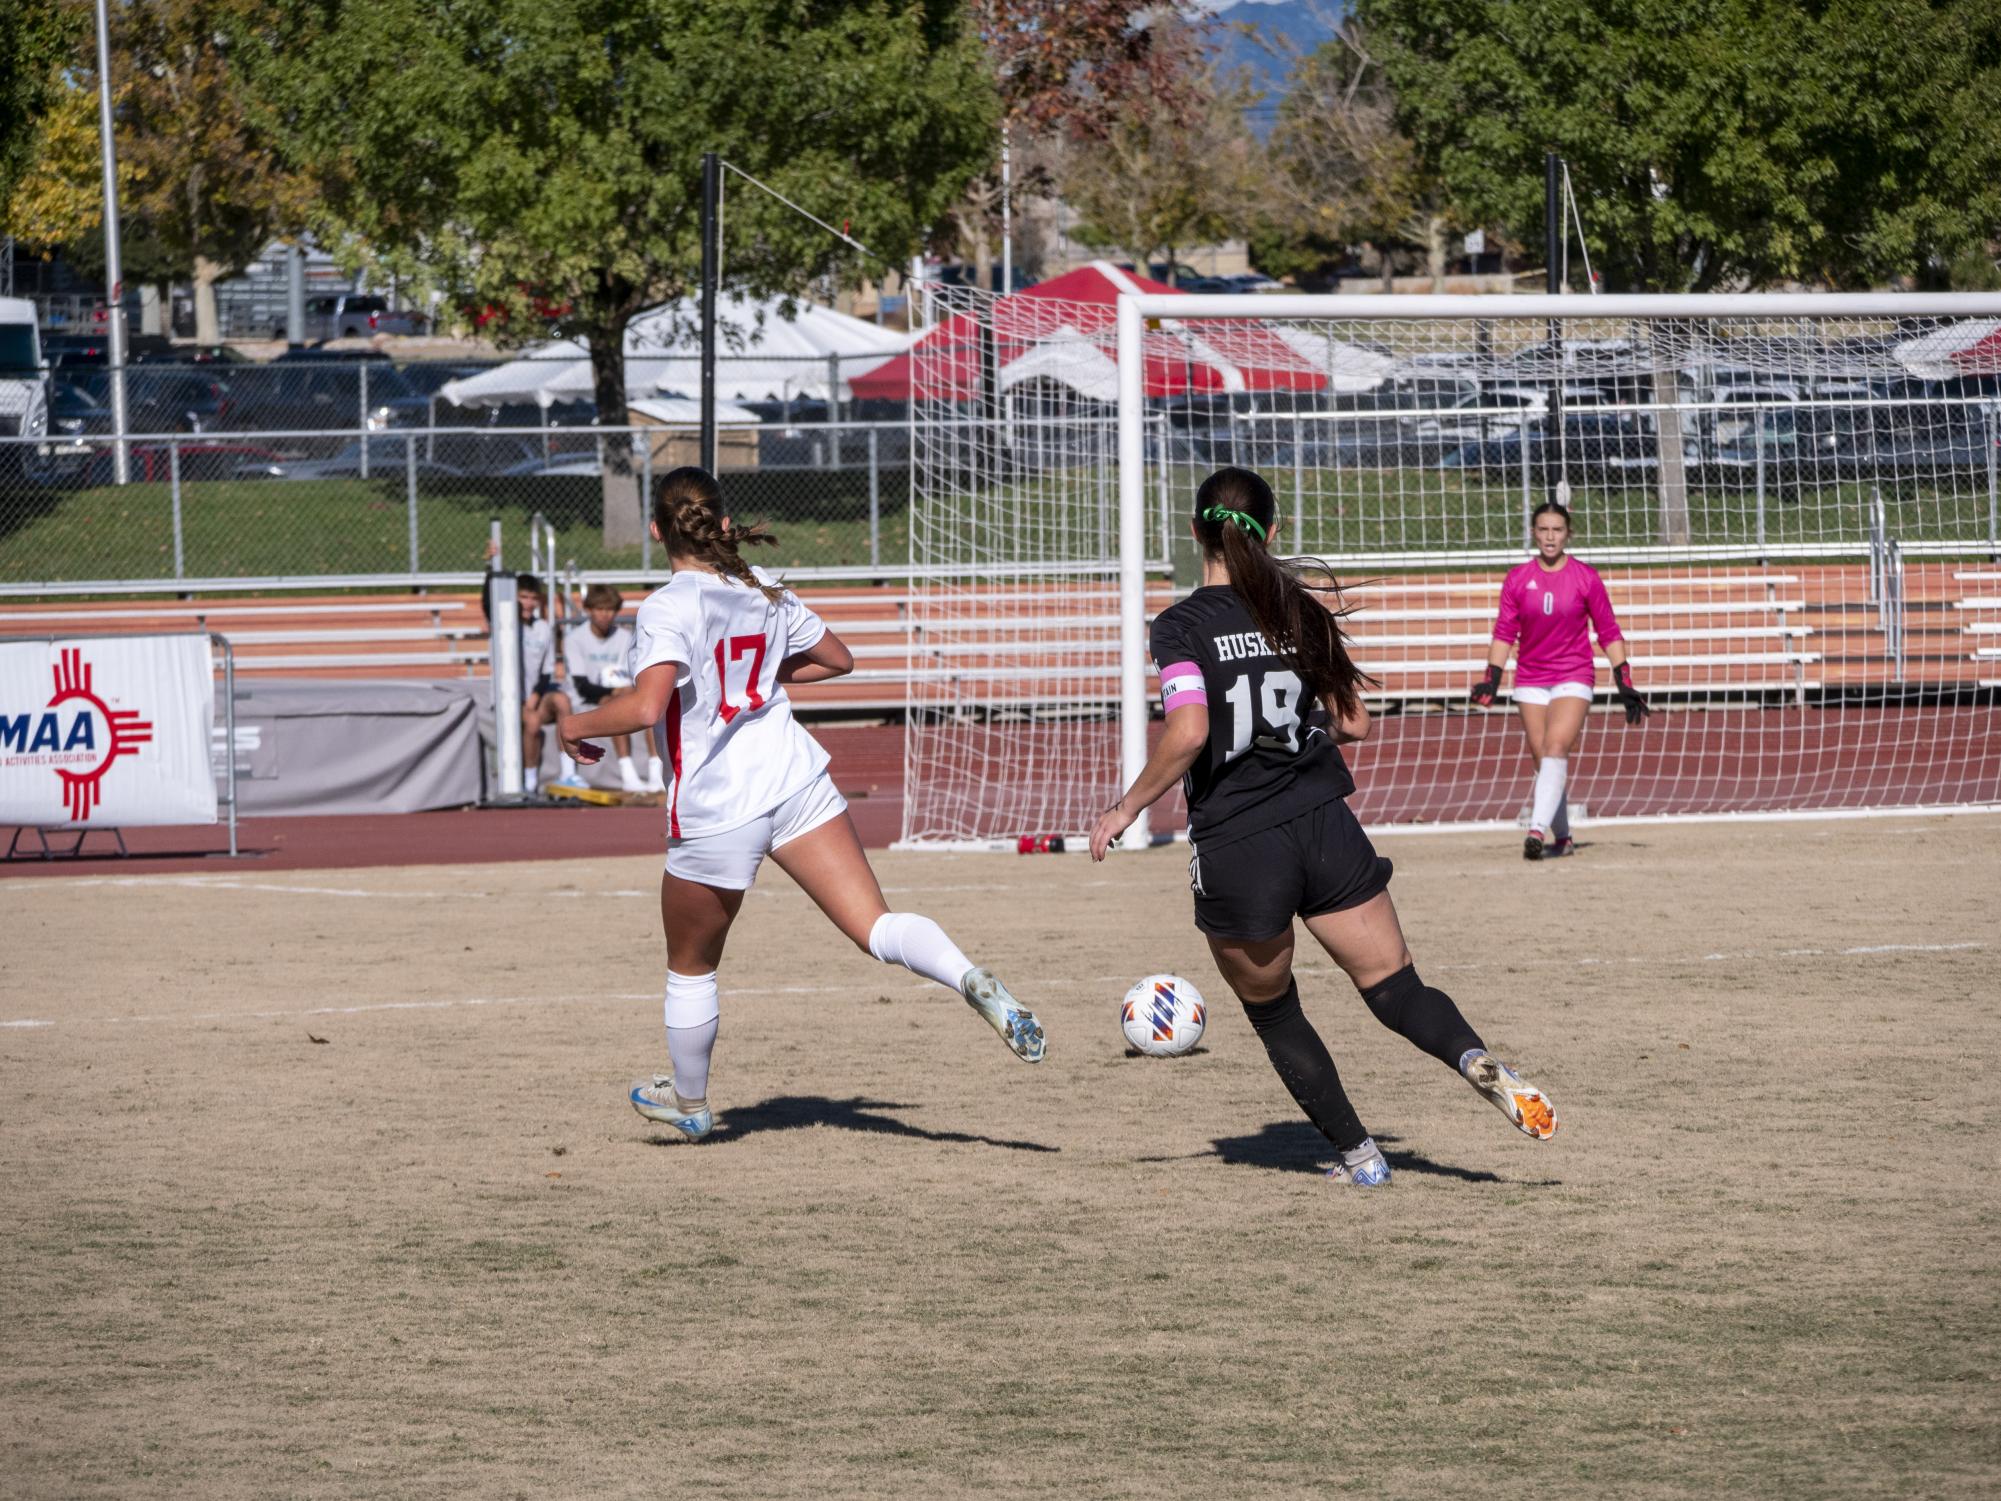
[563,583,662,794]
[558,467,1045,1139]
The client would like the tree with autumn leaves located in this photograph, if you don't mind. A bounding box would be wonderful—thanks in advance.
[2,0,311,342]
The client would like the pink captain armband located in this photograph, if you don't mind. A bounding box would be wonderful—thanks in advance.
[1158,661,1208,711]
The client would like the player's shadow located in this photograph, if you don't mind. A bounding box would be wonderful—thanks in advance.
[647,1093,1059,1154]
[1145,1121,1541,1184]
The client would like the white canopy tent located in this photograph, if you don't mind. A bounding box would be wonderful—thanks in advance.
[438,294,910,411]
[627,394,763,426]
[1266,324,1401,394]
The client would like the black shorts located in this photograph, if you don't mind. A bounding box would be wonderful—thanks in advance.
[1187,798,1392,942]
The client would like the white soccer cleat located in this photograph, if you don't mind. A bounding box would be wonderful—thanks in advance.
[1462,1052,1558,1140]
[959,967,1046,1063]
[629,1075,714,1140]
[1327,1138,1392,1187]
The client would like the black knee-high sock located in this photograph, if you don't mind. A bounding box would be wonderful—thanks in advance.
[1241,979,1369,1153]
[1359,964,1484,1070]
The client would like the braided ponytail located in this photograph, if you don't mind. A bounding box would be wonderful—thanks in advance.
[652,466,783,603]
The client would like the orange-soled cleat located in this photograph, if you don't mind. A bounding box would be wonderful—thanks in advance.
[1462,1053,1559,1141]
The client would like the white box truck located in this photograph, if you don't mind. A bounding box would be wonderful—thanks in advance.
[0,298,51,479]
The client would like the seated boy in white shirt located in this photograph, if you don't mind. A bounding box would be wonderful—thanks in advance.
[562,583,662,793]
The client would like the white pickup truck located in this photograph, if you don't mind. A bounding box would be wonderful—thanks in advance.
[276,293,429,341]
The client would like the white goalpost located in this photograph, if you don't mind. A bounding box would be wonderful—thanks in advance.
[901,286,2001,848]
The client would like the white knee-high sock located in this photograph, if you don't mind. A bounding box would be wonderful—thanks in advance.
[665,970,720,1104]
[868,912,975,992]
[1530,757,1568,835]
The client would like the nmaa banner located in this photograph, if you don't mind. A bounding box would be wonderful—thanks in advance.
[0,635,217,828]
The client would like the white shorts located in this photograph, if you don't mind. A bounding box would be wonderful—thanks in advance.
[1512,681,1594,706]
[665,773,848,891]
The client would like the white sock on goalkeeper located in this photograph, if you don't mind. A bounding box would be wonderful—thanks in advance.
[1531,756,1569,835]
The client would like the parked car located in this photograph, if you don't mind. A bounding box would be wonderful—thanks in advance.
[79,442,290,487]
[275,293,428,342]
[364,363,506,430]
[1226,270,1284,293]
[25,380,114,482]
[236,443,467,481]
[128,369,233,433]
[237,431,540,478]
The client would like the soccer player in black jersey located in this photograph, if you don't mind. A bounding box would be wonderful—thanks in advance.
[1090,467,1558,1186]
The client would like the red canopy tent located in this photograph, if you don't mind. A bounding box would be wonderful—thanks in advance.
[848,260,1325,402]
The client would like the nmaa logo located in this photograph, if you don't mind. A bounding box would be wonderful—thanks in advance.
[1,648,153,820]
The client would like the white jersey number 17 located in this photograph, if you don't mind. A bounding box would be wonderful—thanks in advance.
[714,635,768,724]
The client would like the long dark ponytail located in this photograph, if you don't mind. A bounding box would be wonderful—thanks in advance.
[653,466,783,604]
[1193,467,1370,722]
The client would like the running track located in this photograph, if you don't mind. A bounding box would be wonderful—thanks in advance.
[4,709,1994,877]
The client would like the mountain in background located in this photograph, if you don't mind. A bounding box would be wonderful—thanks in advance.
[1207,0,1344,134]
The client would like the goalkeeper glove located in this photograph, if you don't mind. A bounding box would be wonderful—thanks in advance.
[1468,663,1502,708]
[1613,662,1651,724]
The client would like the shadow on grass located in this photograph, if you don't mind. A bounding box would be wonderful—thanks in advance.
[646,1093,1059,1154]
[1141,1121,1558,1185]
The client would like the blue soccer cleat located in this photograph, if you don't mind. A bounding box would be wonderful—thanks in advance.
[1327,1138,1392,1187]
[959,967,1046,1063]
[629,1076,714,1140]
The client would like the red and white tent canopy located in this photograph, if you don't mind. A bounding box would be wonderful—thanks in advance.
[1892,319,2001,381]
[848,261,1371,402]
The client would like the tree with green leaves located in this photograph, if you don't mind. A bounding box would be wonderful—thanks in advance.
[262,0,996,544]
[1357,0,2001,291]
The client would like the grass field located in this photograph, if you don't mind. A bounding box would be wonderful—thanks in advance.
[0,474,911,583]
[3,816,1999,1497]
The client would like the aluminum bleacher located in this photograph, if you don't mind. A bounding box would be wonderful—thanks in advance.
[0,560,1954,708]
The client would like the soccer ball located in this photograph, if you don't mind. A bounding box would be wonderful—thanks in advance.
[1120,973,1207,1057]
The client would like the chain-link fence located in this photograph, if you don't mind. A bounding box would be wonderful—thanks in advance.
[8,336,2001,593]
[0,419,917,591]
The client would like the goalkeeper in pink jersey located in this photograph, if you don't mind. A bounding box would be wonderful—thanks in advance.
[1470,501,1650,859]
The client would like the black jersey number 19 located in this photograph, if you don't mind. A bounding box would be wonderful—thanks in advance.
[1221,667,1304,758]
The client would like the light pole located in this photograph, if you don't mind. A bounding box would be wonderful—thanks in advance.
[92,0,130,484]
[1000,123,1012,295]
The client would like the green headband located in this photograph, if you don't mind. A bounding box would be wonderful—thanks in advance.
[1201,505,1268,542]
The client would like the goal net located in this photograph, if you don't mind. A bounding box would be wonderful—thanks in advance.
[898,272,1176,845]
[900,288,2001,846]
